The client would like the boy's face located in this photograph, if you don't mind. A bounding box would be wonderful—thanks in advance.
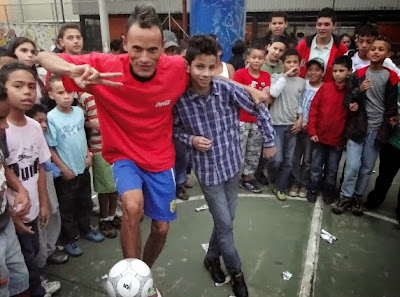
[33,112,48,133]
[357,35,375,58]
[316,17,335,39]
[186,54,216,92]
[332,64,351,84]
[0,100,10,137]
[123,24,163,78]
[368,40,389,64]
[248,49,265,71]
[48,81,74,109]
[306,64,324,84]
[14,42,36,67]
[5,70,36,112]
[283,55,300,72]
[266,42,286,62]
[59,28,83,55]
[269,17,287,36]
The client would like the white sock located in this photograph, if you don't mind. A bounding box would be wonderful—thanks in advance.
[108,216,115,221]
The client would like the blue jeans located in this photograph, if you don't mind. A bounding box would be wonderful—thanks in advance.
[291,131,312,187]
[198,173,241,274]
[341,130,381,198]
[309,142,343,193]
[267,125,297,192]
[174,139,189,185]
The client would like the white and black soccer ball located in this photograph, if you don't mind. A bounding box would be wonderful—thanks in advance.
[106,258,157,297]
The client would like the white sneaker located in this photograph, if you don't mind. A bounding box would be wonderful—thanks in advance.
[92,194,100,215]
[42,280,61,295]
[288,185,299,197]
[298,186,308,198]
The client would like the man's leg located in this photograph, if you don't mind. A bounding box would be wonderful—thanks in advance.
[142,220,169,268]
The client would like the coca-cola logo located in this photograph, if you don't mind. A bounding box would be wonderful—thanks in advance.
[155,100,171,108]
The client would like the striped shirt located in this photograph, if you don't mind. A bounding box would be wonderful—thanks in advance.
[78,92,102,155]
[173,79,275,186]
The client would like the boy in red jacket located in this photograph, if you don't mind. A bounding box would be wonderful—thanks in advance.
[307,56,356,204]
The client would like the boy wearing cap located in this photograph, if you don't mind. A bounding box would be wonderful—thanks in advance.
[163,30,179,56]
[306,55,354,204]
[289,58,324,198]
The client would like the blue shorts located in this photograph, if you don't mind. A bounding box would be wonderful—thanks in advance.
[112,160,177,222]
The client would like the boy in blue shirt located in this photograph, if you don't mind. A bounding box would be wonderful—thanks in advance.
[45,75,104,257]
[173,35,276,297]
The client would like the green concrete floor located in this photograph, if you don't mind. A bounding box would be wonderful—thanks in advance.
[45,162,400,297]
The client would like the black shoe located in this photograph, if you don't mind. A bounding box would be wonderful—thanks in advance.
[351,195,363,216]
[307,190,318,203]
[47,248,69,264]
[112,216,122,230]
[99,220,118,238]
[240,180,262,194]
[323,191,336,205]
[332,195,352,215]
[255,173,269,186]
[231,271,248,297]
[203,258,226,284]
[176,185,189,200]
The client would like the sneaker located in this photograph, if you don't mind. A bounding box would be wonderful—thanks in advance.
[288,185,299,197]
[332,195,352,215]
[231,271,248,297]
[99,220,118,238]
[323,192,336,205]
[203,257,226,285]
[176,185,189,201]
[307,190,318,203]
[112,216,122,230]
[184,175,194,188]
[298,186,308,198]
[240,180,262,194]
[351,195,364,216]
[255,173,269,186]
[275,190,287,201]
[41,279,61,295]
[84,230,105,242]
[47,249,68,264]
[64,243,83,257]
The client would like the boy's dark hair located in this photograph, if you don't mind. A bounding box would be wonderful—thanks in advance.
[58,23,81,39]
[373,35,391,51]
[26,104,48,118]
[0,63,35,86]
[232,40,246,55]
[249,41,266,54]
[357,23,379,38]
[339,33,351,40]
[185,35,218,65]
[317,7,337,24]
[282,48,301,62]
[0,85,7,102]
[110,39,122,52]
[269,35,288,48]
[269,11,288,23]
[332,55,352,70]
[125,5,163,38]
[47,74,63,90]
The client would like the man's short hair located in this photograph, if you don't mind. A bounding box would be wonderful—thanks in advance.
[317,7,337,24]
[269,11,288,23]
[185,35,218,65]
[332,55,352,70]
[357,23,379,38]
[58,23,81,39]
[125,5,163,38]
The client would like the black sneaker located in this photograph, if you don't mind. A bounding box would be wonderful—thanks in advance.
[332,195,352,214]
[255,173,269,186]
[231,271,248,297]
[112,216,122,230]
[203,257,226,285]
[176,185,189,200]
[240,180,262,194]
[47,248,68,264]
[351,195,363,216]
[323,191,336,205]
[99,220,118,238]
[307,190,318,203]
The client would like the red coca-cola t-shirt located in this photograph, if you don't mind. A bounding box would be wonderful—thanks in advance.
[60,53,189,172]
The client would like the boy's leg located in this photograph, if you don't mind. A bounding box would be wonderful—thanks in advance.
[340,139,364,198]
[239,122,250,174]
[365,143,400,209]
[267,126,284,187]
[174,139,189,200]
[323,146,344,203]
[308,142,328,202]
[291,131,305,190]
[300,134,313,189]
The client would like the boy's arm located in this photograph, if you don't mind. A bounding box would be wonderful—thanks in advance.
[307,87,322,141]
[344,72,361,108]
[4,165,31,217]
[38,165,50,228]
[173,105,195,147]
[49,148,76,180]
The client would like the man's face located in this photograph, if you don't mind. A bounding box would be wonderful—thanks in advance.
[357,36,375,58]
[123,24,163,78]
[269,17,288,36]
[187,54,216,93]
[316,17,335,39]
[59,28,83,55]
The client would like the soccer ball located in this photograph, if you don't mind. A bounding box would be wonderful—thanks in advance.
[106,258,158,297]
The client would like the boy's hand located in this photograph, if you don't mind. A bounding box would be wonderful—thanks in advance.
[284,67,300,77]
[311,135,319,142]
[263,146,277,159]
[248,87,271,105]
[39,205,50,228]
[291,118,302,134]
[349,102,359,112]
[85,154,93,168]
[193,136,212,152]
[9,187,31,217]
[360,79,372,92]
[12,215,34,235]
[389,116,399,127]
[62,168,76,180]
[70,64,123,89]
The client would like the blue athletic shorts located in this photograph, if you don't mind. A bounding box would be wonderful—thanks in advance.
[112,159,177,222]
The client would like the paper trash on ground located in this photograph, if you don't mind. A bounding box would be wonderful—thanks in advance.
[282,270,292,280]
[195,204,209,212]
[201,243,209,253]
[320,228,337,244]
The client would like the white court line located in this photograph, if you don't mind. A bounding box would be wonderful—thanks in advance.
[364,211,398,225]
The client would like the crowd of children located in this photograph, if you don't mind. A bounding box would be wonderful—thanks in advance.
[0,4,399,297]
